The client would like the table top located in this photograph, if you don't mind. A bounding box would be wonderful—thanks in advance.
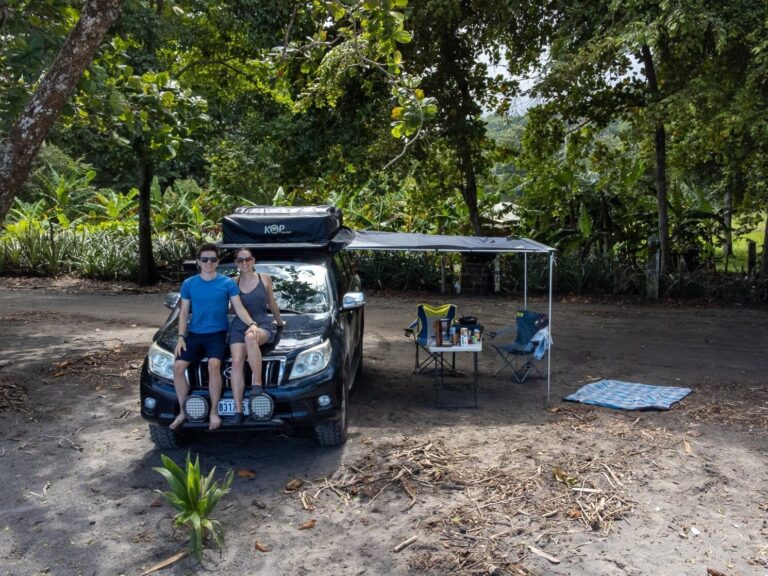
[428,340,483,353]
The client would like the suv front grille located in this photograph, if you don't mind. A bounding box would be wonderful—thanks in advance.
[187,357,286,390]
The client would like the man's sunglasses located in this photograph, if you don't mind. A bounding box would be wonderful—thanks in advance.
[235,256,254,263]
[198,256,218,263]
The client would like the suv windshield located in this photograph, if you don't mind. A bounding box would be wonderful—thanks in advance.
[255,262,330,314]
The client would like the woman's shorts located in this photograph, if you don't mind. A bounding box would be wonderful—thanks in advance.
[228,320,276,345]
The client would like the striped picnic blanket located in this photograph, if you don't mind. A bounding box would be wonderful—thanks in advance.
[565,379,692,411]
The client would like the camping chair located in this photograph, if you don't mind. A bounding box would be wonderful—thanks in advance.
[489,309,549,383]
[404,303,457,374]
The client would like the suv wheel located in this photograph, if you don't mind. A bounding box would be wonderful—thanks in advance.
[149,424,182,449]
[314,377,348,447]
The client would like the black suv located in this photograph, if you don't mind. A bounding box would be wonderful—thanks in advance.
[139,207,365,448]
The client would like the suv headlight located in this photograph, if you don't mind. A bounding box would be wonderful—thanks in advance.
[289,339,331,381]
[148,342,175,380]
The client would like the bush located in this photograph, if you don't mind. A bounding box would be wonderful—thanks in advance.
[3,222,77,276]
[354,251,442,291]
[154,232,198,280]
[71,228,139,280]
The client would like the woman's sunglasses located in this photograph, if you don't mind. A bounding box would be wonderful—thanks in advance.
[235,256,254,263]
[198,256,218,263]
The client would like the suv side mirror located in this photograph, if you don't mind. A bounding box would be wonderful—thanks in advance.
[341,292,365,311]
[164,292,181,310]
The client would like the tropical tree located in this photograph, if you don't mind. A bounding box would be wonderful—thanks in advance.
[0,0,124,220]
[515,0,768,276]
[397,0,552,235]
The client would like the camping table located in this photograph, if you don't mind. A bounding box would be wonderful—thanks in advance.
[427,340,482,408]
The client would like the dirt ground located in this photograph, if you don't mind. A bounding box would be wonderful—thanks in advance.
[0,277,767,576]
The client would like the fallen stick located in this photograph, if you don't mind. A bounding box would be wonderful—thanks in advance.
[527,544,560,564]
[139,551,188,575]
[393,535,418,552]
[602,462,623,487]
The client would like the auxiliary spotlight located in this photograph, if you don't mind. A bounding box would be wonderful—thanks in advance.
[183,395,209,422]
[249,393,274,421]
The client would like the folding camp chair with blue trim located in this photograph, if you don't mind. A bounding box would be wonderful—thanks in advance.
[404,303,457,374]
[489,309,549,383]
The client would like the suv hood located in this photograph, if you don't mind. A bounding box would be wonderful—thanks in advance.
[156,313,331,356]
[265,313,330,354]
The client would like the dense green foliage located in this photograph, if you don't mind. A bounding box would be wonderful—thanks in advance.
[1,0,766,300]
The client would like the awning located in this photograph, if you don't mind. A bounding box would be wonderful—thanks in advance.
[347,230,555,254]
[346,228,556,405]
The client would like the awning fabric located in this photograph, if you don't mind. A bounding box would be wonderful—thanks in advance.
[347,230,554,254]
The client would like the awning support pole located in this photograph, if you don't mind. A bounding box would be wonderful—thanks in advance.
[547,252,553,406]
[440,253,446,295]
[523,253,528,309]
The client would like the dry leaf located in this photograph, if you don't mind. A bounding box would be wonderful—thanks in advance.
[298,518,316,530]
[254,540,270,553]
[683,439,692,454]
[553,466,578,487]
[284,478,303,492]
[237,469,257,478]
[150,497,163,508]
[548,407,560,413]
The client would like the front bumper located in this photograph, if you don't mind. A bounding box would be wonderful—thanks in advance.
[139,360,343,433]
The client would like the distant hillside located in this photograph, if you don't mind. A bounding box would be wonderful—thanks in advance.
[483,114,527,147]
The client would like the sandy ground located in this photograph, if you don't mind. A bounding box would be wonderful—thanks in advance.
[0,278,767,576]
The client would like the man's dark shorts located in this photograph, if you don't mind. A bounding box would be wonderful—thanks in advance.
[176,331,228,363]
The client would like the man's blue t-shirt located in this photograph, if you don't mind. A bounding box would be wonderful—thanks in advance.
[180,274,239,334]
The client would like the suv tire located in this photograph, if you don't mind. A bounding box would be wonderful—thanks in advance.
[314,375,348,447]
[149,424,182,449]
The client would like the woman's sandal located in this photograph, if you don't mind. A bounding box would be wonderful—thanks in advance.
[232,412,244,425]
[253,383,264,395]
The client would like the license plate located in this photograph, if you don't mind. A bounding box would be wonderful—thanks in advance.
[218,399,250,416]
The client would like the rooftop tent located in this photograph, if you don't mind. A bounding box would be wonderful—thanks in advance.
[218,205,354,251]
[347,230,556,404]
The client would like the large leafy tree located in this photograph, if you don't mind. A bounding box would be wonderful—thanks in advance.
[61,2,210,285]
[0,0,124,220]
[2,0,430,284]
[520,0,768,274]
[398,0,552,235]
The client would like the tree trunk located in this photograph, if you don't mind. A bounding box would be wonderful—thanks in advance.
[761,212,768,277]
[457,145,482,236]
[723,186,733,271]
[641,43,671,273]
[438,21,483,237]
[0,0,124,221]
[723,187,733,255]
[453,81,482,236]
[136,143,159,286]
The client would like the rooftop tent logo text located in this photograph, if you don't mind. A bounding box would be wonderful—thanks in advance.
[264,224,287,235]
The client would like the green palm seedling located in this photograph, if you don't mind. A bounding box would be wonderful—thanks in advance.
[154,453,234,562]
